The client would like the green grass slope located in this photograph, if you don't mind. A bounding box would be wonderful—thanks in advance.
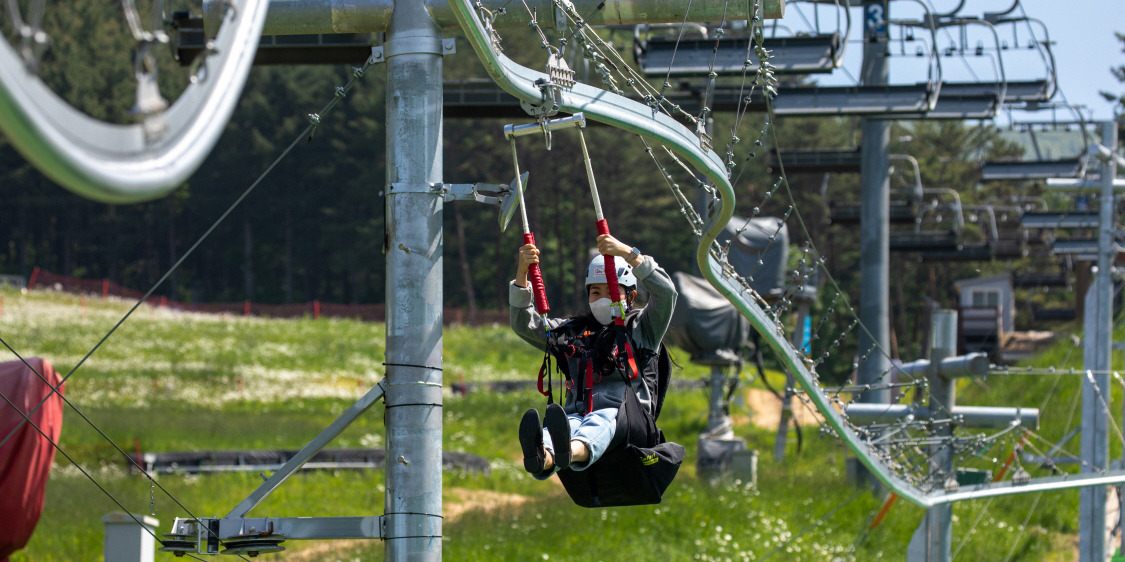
[0,288,1083,561]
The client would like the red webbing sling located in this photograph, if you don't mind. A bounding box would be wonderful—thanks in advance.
[0,358,64,561]
[581,129,638,379]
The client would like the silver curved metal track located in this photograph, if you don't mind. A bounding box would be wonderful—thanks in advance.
[447,0,1125,508]
[0,0,268,203]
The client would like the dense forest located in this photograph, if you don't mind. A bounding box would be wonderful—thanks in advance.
[1,0,1067,364]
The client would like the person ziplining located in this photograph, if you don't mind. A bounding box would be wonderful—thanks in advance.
[504,114,685,508]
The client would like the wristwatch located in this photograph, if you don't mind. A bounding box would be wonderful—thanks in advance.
[627,247,642,262]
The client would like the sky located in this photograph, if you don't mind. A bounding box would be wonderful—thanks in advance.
[1018,0,1121,121]
[793,0,1123,123]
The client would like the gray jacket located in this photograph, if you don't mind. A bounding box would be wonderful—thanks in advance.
[510,256,678,415]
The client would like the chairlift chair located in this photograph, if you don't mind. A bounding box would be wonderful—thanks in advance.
[171,12,373,66]
[981,158,1087,181]
[890,230,962,252]
[828,201,918,224]
[633,0,848,77]
[768,147,861,174]
[981,109,1093,182]
[634,34,844,77]
[1012,271,1068,289]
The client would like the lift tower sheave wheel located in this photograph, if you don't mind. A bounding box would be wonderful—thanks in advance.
[0,0,270,202]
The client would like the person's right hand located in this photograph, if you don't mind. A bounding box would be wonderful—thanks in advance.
[516,243,540,288]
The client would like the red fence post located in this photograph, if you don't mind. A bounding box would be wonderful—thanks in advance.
[27,267,39,290]
[313,300,321,319]
[160,296,167,307]
[244,300,251,316]
[102,279,109,300]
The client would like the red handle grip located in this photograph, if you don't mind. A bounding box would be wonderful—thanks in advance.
[522,233,550,315]
[595,219,623,306]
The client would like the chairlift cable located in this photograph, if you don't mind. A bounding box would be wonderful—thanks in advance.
[999,492,1043,562]
[697,0,732,124]
[658,0,696,99]
[552,3,690,121]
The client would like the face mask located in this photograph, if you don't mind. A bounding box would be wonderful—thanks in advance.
[589,298,614,325]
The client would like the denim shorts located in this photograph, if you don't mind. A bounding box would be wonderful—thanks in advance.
[537,407,618,480]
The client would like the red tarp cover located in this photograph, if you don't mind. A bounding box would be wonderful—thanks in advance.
[0,358,64,562]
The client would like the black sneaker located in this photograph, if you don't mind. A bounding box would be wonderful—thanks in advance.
[519,408,547,474]
[544,403,572,471]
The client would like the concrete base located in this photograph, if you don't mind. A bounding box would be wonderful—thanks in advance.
[103,512,159,562]
[698,436,755,483]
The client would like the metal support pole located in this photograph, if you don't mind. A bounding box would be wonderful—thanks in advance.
[857,0,891,406]
[921,310,956,562]
[707,365,732,436]
[1081,122,1117,562]
[775,302,809,461]
[383,1,443,559]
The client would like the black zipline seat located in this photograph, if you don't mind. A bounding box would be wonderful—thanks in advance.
[552,322,685,509]
[171,12,373,66]
[981,159,1086,181]
[829,201,918,224]
[768,147,861,174]
[555,382,686,508]
[634,34,841,77]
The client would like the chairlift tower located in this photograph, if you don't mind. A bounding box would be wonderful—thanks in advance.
[856,0,892,405]
[1078,121,1118,562]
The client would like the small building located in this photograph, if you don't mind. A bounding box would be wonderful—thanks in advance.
[954,274,1015,332]
[953,274,1014,356]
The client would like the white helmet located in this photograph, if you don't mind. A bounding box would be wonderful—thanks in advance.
[585,255,637,289]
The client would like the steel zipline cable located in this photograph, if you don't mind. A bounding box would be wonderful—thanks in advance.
[0,385,214,562]
[0,55,379,555]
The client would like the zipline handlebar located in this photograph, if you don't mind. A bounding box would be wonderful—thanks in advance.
[508,135,549,315]
[504,113,587,140]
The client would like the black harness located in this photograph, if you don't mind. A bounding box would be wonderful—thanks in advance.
[536,311,684,508]
[538,311,647,415]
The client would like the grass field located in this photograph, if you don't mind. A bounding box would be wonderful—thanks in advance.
[0,287,1099,561]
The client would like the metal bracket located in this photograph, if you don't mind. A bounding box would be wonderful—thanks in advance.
[519,78,562,119]
[161,516,385,556]
[504,113,586,139]
[441,182,508,204]
[386,182,443,195]
[382,36,456,59]
[226,380,387,519]
[371,46,385,64]
[389,179,522,207]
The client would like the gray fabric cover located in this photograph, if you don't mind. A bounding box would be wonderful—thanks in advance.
[666,272,751,365]
[716,216,788,296]
[665,216,787,365]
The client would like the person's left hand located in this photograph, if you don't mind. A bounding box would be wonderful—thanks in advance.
[596,234,631,258]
